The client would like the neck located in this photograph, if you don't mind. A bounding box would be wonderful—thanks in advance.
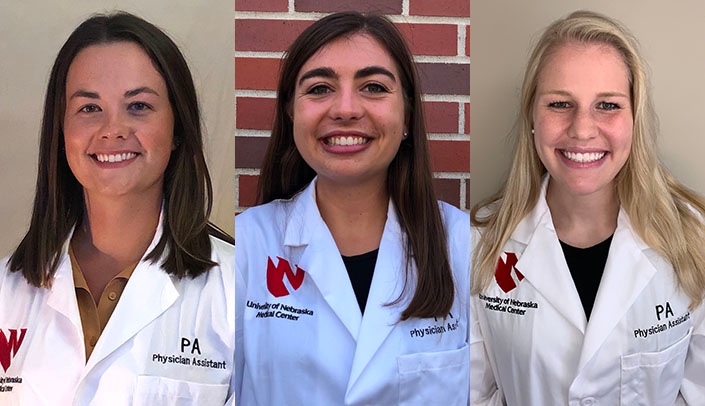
[546,180,619,248]
[71,189,162,299]
[315,177,389,256]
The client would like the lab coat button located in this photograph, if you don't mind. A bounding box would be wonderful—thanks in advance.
[108,291,117,301]
[580,397,596,406]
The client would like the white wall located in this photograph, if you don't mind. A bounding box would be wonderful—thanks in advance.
[471,1,705,207]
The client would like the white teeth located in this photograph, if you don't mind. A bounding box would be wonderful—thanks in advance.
[325,136,369,146]
[562,151,605,163]
[96,152,137,163]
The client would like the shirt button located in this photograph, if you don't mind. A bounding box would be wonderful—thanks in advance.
[581,398,596,406]
[89,337,97,347]
[108,291,118,301]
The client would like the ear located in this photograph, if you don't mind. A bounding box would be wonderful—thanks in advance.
[172,134,181,151]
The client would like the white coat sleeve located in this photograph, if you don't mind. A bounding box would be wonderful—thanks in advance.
[678,302,705,404]
[469,227,504,406]
[233,243,246,405]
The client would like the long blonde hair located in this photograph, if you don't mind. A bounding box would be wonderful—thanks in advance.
[471,10,705,308]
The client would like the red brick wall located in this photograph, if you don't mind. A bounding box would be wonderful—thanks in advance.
[235,0,470,212]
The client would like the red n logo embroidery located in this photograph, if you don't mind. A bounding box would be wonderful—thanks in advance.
[266,256,306,297]
[0,328,27,372]
[495,252,525,293]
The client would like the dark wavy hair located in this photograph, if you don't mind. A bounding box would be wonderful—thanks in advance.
[10,11,233,287]
[257,11,454,319]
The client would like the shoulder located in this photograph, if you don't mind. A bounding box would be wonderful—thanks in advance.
[438,201,470,234]
[0,255,46,305]
[209,235,234,270]
[236,199,294,232]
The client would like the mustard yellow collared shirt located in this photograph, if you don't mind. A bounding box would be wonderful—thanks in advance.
[69,246,137,359]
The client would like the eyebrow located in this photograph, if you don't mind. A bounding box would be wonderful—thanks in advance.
[68,86,160,100]
[68,89,99,100]
[540,90,629,98]
[298,65,397,86]
[124,86,160,98]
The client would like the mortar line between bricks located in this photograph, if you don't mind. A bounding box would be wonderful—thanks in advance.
[459,178,468,209]
[433,172,470,179]
[428,133,471,141]
[457,24,466,58]
[235,130,273,137]
[402,0,410,16]
[236,90,277,98]
[234,176,240,206]
[422,95,470,103]
[458,103,465,135]
[235,168,261,175]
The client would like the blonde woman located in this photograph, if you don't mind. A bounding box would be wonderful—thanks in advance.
[470,10,705,405]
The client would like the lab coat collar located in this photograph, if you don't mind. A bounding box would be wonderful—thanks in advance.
[46,209,179,370]
[512,176,588,332]
[512,176,659,370]
[577,207,657,370]
[283,179,406,390]
[85,209,179,371]
[348,200,405,391]
[46,234,83,341]
[283,179,363,341]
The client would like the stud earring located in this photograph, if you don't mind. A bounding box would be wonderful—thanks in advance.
[403,131,408,139]
[531,129,535,135]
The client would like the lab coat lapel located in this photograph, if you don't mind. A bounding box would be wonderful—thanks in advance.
[347,202,404,388]
[284,180,362,340]
[84,217,179,371]
[46,239,84,349]
[513,181,587,333]
[577,209,657,370]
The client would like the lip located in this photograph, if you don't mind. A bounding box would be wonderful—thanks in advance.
[557,148,608,167]
[89,150,140,167]
[319,130,372,154]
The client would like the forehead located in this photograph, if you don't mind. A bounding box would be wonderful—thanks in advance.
[297,33,399,78]
[537,41,630,90]
[66,41,166,90]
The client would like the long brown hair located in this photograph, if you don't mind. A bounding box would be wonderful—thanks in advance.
[10,11,233,288]
[257,11,454,320]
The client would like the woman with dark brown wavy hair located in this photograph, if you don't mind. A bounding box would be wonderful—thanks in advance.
[0,12,235,405]
[235,11,469,405]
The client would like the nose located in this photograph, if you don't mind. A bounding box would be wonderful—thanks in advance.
[329,87,363,121]
[568,107,596,140]
[100,111,128,139]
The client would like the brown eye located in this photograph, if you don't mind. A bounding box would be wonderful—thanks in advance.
[306,85,331,95]
[79,104,101,113]
[363,83,388,93]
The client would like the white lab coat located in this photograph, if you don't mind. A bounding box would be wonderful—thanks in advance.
[235,179,470,405]
[0,219,235,405]
[470,178,705,406]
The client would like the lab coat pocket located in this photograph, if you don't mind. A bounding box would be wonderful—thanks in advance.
[620,327,692,406]
[133,375,229,406]
[397,344,469,406]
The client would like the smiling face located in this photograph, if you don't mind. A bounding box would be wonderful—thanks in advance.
[291,33,406,188]
[532,42,633,200]
[63,41,174,200]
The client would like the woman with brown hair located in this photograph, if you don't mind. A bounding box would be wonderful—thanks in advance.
[235,11,469,405]
[0,12,235,405]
